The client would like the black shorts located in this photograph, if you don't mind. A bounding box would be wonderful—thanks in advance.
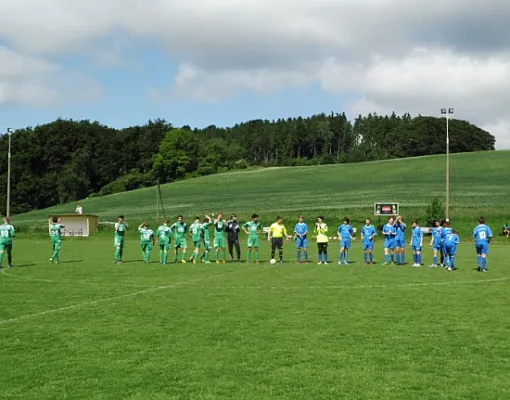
[271,237,283,249]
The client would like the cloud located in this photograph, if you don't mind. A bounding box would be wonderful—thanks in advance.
[1,0,510,147]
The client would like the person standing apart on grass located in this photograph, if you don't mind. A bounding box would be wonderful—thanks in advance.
[138,222,155,264]
[382,216,397,265]
[441,220,453,268]
[294,215,309,264]
[227,214,241,263]
[338,217,354,265]
[214,213,227,263]
[410,220,423,267]
[114,215,128,264]
[49,217,65,264]
[473,217,493,272]
[156,218,172,265]
[0,217,15,268]
[268,216,291,264]
[201,215,213,263]
[361,218,376,265]
[429,219,443,268]
[315,216,329,264]
[395,215,407,265]
[189,217,204,264]
[444,229,459,271]
[171,215,188,263]
[75,203,83,214]
[243,214,262,264]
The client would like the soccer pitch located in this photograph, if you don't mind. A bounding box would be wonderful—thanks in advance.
[1,238,509,399]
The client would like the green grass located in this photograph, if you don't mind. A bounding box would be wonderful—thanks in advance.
[1,238,509,399]
[12,151,510,238]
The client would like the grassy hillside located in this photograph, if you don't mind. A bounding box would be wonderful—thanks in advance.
[14,150,510,235]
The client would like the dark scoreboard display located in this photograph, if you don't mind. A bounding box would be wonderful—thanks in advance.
[374,202,399,216]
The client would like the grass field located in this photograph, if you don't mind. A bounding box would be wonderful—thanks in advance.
[1,237,509,399]
[12,150,510,238]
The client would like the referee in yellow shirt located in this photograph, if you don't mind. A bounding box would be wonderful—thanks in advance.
[268,216,292,263]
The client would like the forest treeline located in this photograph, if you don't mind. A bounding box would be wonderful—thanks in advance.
[0,112,495,214]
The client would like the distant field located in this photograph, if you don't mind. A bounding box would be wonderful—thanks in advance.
[1,238,509,399]
[13,151,510,237]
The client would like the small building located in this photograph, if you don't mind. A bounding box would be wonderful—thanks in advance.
[48,214,99,237]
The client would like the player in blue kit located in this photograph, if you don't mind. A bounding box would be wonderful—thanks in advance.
[361,218,376,265]
[382,216,397,265]
[337,217,354,265]
[294,215,309,264]
[444,229,460,271]
[410,220,423,267]
[429,219,443,268]
[395,215,407,265]
[473,217,493,272]
[441,220,453,268]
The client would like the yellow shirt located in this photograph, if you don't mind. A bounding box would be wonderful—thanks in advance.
[269,223,287,238]
[315,223,329,243]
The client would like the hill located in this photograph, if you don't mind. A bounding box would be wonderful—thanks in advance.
[13,150,510,236]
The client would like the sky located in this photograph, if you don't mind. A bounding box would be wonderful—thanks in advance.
[0,0,509,149]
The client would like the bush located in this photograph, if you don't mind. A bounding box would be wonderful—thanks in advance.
[425,197,445,226]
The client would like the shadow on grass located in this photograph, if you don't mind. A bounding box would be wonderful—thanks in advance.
[58,260,84,264]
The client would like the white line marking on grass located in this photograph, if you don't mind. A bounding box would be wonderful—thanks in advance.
[0,267,257,326]
[0,270,154,288]
[179,277,509,291]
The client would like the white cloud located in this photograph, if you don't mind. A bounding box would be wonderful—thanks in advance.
[0,0,510,147]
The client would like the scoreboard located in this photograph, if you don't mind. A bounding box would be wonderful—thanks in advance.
[374,202,399,216]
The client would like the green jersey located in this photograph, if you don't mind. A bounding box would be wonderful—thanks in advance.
[50,223,65,240]
[202,222,211,241]
[157,224,172,244]
[189,222,204,242]
[115,222,127,237]
[171,222,187,239]
[214,220,226,238]
[0,223,15,244]
[139,228,154,243]
[243,221,261,238]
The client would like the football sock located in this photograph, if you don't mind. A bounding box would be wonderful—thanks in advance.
[369,253,374,263]
[304,250,308,261]
[297,251,300,261]
[482,257,487,270]
[433,255,438,265]
[384,254,389,263]
[278,249,283,261]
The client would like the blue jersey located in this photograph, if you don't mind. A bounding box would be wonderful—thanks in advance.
[361,225,376,243]
[382,224,396,242]
[294,223,308,238]
[411,226,423,247]
[395,223,406,240]
[441,227,453,244]
[473,224,492,244]
[444,232,459,246]
[432,227,442,245]
[338,224,353,240]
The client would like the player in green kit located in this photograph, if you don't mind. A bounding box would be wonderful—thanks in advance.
[114,215,128,264]
[201,215,213,263]
[214,213,227,263]
[0,217,15,268]
[49,217,65,263]
[138,222,155,263]
[243,214,262,263]
[171,215,188,263]
[189,217,204,264]
[156,218,172,264]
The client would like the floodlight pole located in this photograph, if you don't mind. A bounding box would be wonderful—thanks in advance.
[441,109,453,220]
[6,128,13,217]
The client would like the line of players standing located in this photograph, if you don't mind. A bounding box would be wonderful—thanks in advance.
[112,213,494,272]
